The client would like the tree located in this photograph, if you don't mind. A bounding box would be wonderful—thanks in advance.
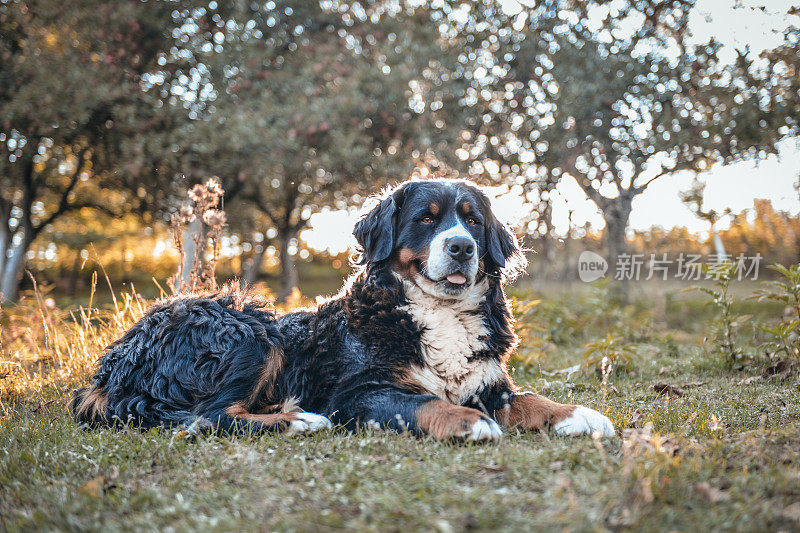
[435,1,797,284]
[0,0,177,302]
[164,1,448,300]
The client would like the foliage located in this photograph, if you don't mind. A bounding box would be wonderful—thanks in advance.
[687,262,748,366]
[512,280,654,349]
[0,0,186,302]
[1,1,798,303]
[583,333,636,374]
[753,264,800,360]
[145,1,452,300]
[435,1,798,280]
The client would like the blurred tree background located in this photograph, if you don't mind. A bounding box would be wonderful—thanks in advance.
[1,0,798,304]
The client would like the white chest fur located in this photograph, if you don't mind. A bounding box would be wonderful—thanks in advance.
[400,279,505,404]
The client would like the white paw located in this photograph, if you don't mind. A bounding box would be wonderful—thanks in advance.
[285,412,333,436]
[185,417,213,435]
[553,406,615,437]
[466,418,503,442]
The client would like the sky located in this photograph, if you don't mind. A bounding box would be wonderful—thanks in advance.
[302,0,800,254]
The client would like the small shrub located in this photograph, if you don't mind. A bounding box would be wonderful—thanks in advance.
[583,333,635,374]
[753,264,800,360]
[687,262,749,367]
[169,178,227,293]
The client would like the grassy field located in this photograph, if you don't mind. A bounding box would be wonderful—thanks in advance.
[1,279,799,532]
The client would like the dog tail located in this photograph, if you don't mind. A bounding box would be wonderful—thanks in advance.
[68,384,108,425]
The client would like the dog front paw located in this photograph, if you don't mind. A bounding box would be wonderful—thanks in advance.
[285,412,333,436]
[467,418,503,442]
[553,406,615,437]
[417,400,503,442]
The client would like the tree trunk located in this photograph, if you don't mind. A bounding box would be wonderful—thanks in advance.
[561,237,571,281]
[533,235,554,281]
[277,227,298,303]
[602,197,633,302]
[68,250,82,297]
[242,244,268,287]
[0,223,9,280]
[1,231,33,303]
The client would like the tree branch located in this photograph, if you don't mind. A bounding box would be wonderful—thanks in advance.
[632,159,699,194]
[254,191,280,226]
[33,147,90,235]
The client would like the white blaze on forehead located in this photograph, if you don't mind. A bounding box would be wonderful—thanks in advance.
[426,221,478,280]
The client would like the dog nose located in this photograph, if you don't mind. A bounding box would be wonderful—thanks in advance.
[446,236,475,261]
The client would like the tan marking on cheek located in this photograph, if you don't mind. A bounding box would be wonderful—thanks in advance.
[494,393,576,430]
[429,202,440,215]
[394,248,427,280]
[398,247,416,265]
[416,399,486,440]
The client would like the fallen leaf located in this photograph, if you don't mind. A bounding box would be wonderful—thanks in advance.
[709,414,725,431]
[739,376,761,385]
[435,519,454,533]
[32,400,56,413]
[783,502,800,522]
[637,477,654,504]
[653,382,686,397]
[629,409,644,429]
[695,482,730,503]
[764,360,795,379]
[478,463,505,473]
[79,476,104,498]
[622,423,680,457]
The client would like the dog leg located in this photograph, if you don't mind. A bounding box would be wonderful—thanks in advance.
[494,392,614,437]
[221,403,332,435]
[416,399,503,442]
[332,385,501,442]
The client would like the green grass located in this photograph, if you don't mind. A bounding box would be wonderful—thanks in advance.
[2,282,800,532]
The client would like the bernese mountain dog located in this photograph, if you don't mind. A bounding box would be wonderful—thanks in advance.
[70,178,614,441]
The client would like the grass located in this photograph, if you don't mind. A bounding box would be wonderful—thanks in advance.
[1,280,800,532]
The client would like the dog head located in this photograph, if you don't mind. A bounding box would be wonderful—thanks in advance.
[354,179,523,298]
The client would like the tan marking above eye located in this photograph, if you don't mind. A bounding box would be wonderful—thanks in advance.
[461,201,472,213]
[429,202,440,215]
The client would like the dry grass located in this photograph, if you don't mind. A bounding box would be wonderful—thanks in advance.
[1,281,800,532]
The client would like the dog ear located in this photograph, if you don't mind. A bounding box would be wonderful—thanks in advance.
[353,190,400,263]
[486,215,519,270]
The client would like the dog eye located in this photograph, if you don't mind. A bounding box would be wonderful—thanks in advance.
[466,217,480,226]
[420,216,434,224]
